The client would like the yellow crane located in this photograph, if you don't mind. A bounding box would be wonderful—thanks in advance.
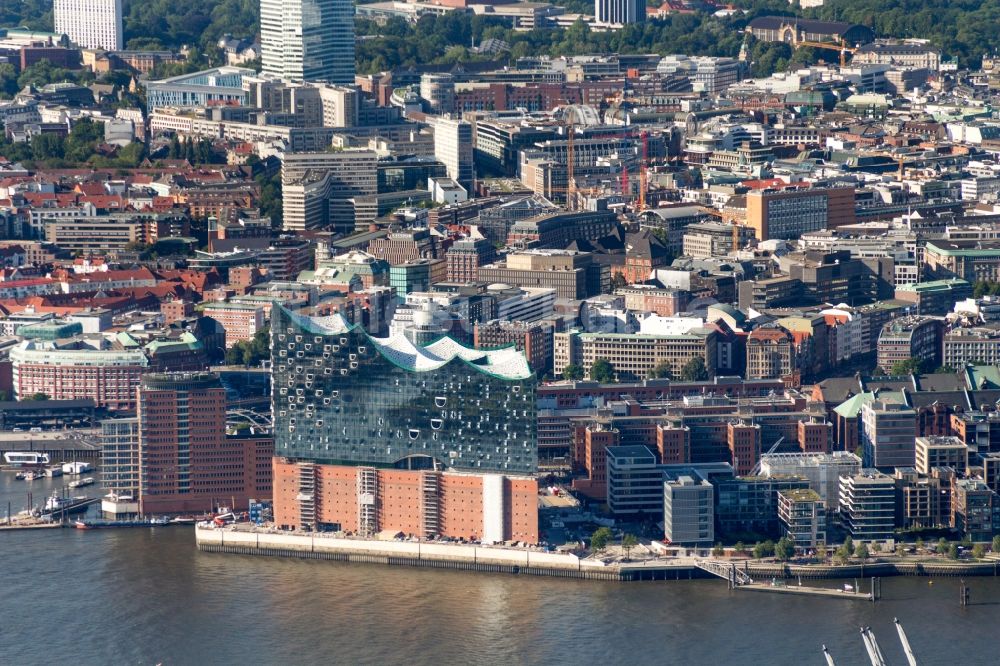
[794,39,858,68]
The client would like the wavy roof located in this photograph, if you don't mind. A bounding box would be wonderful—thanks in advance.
[283,308,532,380]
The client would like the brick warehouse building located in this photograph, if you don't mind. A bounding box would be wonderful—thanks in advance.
[270,305,539,543]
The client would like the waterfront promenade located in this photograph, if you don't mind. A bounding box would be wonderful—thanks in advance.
[195,525,1000,583]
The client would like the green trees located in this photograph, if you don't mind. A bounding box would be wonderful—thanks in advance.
[621,533,638,560]
[31,133,65,162]
[589,358,616,383]
[993,535,1000,553]
[774,537,795,561]
[834,536,855,564]
[752,540,775,559]
[590,527,613,551]
[712,543,725,557]
[947,543,959,560]
[0,64,18,99]
[648,361,673,380]
[255,170,282,227]
[562,364,584,381]
[973,280,1000,298]
[972,543,986,559]
[64,119,104,163]
[680,356,709,381]
[890,357,930,376]
[17,59,86,89]
[27,393,51,401]
[733,541,746,555]
[224,326,270,366]
[0,0,53,31]
[854,543,869,560]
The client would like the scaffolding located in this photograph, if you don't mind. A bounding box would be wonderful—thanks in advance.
[357,467,378,537]
[421,470,441,539]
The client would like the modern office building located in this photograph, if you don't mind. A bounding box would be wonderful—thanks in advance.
[914,436,969,476]
[740,186,856,241]
[663,472,714,545]
[100,417,140,496]
[433,117,475,193]
[479,250,609,300]
[260,0,355,84]
[777,488,825,548]
[715,475,811,538]
[270,305,539,543]
[942,325,1000,369]
[860,399,917,469]
[138,373,273,514]
[594,0,645,24]
[951,479,997,541]
[554,327,717,382]
[839,470,897,540]
[54,0,123,51]
[420,73,455,113]
[144,67,253,110]
[281,150,377,232]
[606,446,663,516]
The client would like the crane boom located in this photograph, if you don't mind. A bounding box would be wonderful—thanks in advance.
[749,435,784,476]
[822,646,836,666]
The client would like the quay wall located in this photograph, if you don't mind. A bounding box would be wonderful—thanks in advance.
[195,527,634,580]
[195,527,1000,581]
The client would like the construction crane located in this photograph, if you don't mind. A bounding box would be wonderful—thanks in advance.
[794,39,858,68]
[748,436,784,476]
[822,646,836,666]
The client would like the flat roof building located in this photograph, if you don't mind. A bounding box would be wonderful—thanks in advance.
[839,470,896,540]
[663,472,714,546]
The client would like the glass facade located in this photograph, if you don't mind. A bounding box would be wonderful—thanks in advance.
[271,305,538,474]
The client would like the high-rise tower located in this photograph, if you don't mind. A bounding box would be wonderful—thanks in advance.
[260,0,355,84]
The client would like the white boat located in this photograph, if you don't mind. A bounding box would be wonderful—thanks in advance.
[61,462,92,475]
[68,477,95,489]
[23,471,43,481]
[4,452,50,466]
[45,467,63,478]
[43,492,91,515]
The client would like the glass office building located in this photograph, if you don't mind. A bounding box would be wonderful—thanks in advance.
[271,305,538,475]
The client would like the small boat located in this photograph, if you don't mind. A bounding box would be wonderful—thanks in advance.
[14,471,27,480]
[75,517,170,529]
[23,471,43,481]
[42,492,91,515]
[169,516,197,525]
[68,477,95,489]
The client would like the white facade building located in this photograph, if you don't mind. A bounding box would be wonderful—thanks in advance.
[54,0,123,51]
[432,116,475,194]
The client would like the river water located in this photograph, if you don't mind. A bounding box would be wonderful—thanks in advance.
[2,472,998,665]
